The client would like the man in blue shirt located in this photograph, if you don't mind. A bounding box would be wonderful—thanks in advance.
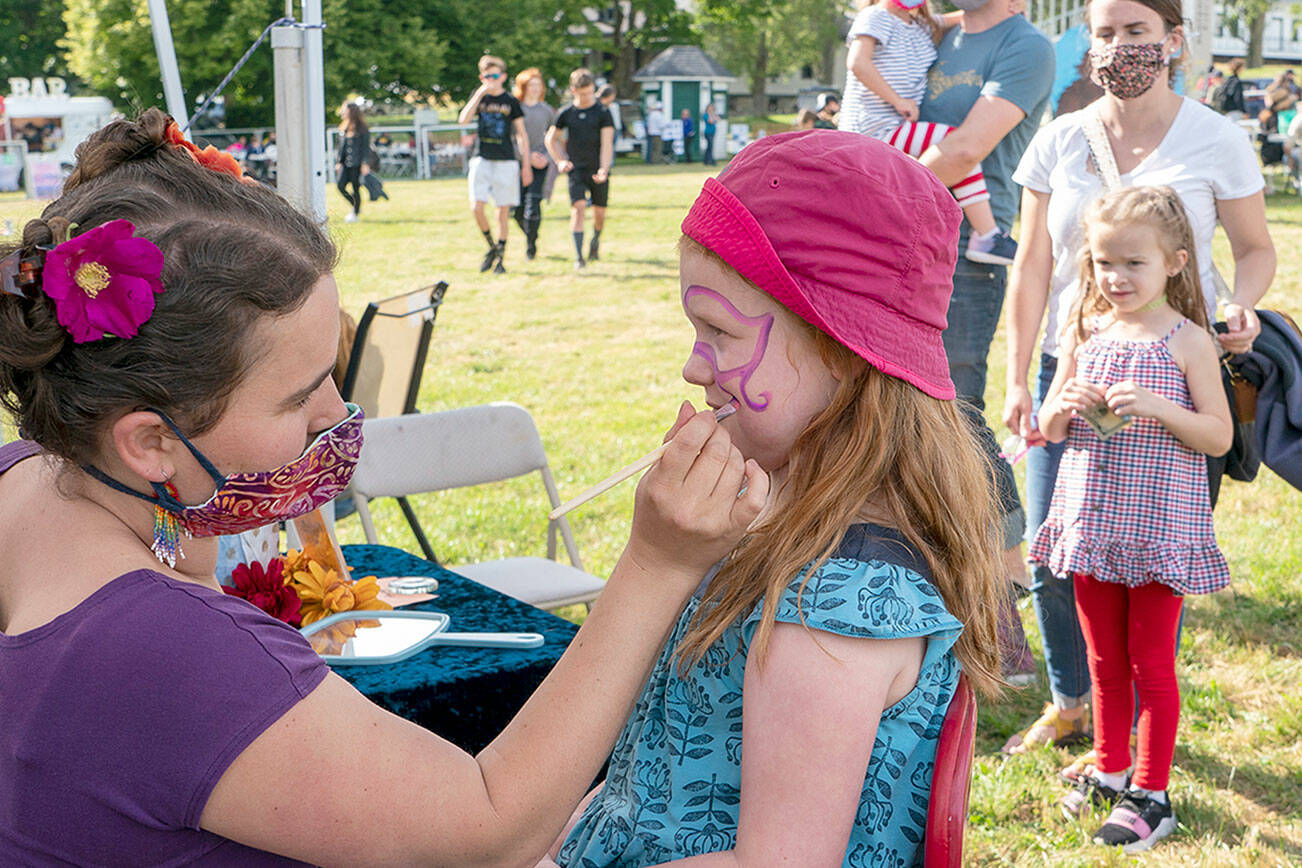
[919,0,1053,680]
[920,0,1052,410]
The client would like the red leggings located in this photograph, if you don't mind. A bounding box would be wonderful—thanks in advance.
[1073,574,1184,791]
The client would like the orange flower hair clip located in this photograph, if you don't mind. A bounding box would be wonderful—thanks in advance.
[163,119,259,186]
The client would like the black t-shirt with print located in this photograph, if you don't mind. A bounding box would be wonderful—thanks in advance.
[476,91,523,161]
[554,103,614,169]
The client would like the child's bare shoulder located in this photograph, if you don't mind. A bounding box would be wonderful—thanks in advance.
[1167,319,1219,366]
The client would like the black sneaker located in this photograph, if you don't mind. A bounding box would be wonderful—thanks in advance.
[1060,769,1128,820]
[479,245,499,272]
[1093,790,1176,852]
[493,259,506,274]
[526,241,536,260]
[588,240,600,261]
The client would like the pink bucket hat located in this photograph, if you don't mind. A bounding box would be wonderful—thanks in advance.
[681,129,961,400]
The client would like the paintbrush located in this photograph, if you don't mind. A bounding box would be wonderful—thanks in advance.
[548,402,739,520]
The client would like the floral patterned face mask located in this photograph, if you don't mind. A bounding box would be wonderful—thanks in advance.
[85,403,365,537]
[1088,40,1168,100]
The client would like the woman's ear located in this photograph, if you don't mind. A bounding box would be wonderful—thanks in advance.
[1165,26,1184,61]
[109,411,180,483]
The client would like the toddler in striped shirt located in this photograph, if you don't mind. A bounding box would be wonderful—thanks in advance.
[839,0,1018,265]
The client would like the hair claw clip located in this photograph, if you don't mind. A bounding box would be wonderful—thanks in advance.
[0,248,43,299]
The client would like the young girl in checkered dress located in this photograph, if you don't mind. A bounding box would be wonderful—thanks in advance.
[1030,185,1232,853]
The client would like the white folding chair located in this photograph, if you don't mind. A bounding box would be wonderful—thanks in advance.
[350,402,607,609]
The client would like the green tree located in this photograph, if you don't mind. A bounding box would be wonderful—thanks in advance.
[420,0,588,103]
[572,1,699,98]
[1221,0,1271,66]
[0,0,75,83]
[698,0,845,117]
[61,0,445,127]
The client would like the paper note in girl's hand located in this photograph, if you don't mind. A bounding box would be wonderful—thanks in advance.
[1080,403,1132,440]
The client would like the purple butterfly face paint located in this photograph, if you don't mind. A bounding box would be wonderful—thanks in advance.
[684,284,774,412]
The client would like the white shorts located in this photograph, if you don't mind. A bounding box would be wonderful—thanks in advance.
[468,156,520,207]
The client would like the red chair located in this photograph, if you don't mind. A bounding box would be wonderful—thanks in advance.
[924,673,977,868]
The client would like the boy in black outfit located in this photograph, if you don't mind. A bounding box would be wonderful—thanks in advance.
[545,68,614,270]
[458,54,532,274]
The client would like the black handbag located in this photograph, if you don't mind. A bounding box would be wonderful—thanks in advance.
[362,172,387,202]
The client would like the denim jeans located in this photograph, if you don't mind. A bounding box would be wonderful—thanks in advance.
[946,260,1025,548]
[1026,353,1091,705]
[959,401,1026,549]
[943,260,1007,412]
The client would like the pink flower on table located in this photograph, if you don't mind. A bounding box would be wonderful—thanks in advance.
[41,219,164,343]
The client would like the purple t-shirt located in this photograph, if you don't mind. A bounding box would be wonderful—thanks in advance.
[0,441,328,864]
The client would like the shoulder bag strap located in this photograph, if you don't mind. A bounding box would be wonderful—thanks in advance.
[1082,104,1123,191]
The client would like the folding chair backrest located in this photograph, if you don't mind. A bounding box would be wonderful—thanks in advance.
[350,402,582,569]
[924,672,977,868]
[351,403,550,499]
[340,282,447,419]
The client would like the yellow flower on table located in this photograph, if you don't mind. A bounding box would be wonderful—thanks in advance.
[288,557,392,627]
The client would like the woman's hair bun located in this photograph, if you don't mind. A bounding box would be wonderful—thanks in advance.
[64,107,176,192]
[0,215,76,374]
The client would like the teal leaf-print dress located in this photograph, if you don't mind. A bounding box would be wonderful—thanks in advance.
[558,524,963,868]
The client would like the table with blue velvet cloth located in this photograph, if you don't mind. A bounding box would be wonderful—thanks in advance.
[336,544,579,753]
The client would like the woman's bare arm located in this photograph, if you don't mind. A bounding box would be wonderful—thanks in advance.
[201,407,769,867]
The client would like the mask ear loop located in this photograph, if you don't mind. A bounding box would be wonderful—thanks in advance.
[81,407,227,556]
[148,408,227,487]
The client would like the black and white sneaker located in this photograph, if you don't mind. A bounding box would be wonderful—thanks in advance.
[1093,790,1176,852]
[1060,768,1128,820]
[479,244,500,273]
[965,229,1018,266]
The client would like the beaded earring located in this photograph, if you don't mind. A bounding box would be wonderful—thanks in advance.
[152,481,187,567]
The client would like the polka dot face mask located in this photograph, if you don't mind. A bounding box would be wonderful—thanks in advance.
[1088,41,1168,100]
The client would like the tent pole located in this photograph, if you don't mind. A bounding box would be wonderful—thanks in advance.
[146,0,189,134]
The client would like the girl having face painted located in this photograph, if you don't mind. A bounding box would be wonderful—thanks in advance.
[547,130,1007,868]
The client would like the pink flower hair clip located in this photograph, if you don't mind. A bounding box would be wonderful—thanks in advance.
[0,219,165,343]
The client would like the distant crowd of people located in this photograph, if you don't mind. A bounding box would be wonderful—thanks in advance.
[640,100,719,166]
[1199,61,1302,189]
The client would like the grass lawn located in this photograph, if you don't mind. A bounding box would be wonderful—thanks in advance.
[2,154,1299,864]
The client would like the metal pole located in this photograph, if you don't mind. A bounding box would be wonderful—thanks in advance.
[146,0,189,132]
[272,23,309,214]
[1187,0,1215,97]
[303,0,328,222]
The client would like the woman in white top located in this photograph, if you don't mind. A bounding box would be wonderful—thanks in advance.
[999,0,1274,757]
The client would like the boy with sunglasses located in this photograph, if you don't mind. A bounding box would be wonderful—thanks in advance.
[459,55,532,274]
